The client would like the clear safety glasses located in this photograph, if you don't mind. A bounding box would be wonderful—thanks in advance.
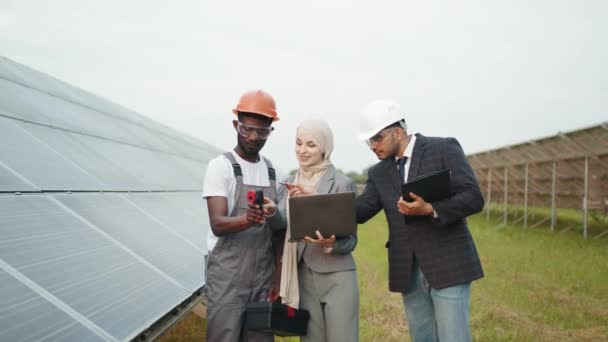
[365,127,396,147]
[237,122,274,140]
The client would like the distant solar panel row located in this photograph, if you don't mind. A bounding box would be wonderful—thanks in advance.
[0,57,213,341]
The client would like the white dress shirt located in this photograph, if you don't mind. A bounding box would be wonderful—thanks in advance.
[396,134,439,219]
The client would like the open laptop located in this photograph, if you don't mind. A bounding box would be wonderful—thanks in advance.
[287,192,357,242]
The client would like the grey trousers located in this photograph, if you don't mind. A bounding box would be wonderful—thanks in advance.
[298,264,359,342]
[205,243,274,342]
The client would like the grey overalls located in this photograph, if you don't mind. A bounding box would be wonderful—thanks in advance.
[206,152,277,342]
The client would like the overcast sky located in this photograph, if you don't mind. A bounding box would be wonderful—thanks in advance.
[2,0,606,173]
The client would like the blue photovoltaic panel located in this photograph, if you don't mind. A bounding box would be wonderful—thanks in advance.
[169,156,207,187]
[55,193,205,292]
[0,57,29,85]
[0,194,190,341]
[71,133,201,190]
[0,56,218,342]
[0,57,147,131]
[0,116,103,190]
[23,92,143,147]
[0,163,38,192]
[119,122,175,154]
[165,192,210,224]
[158,133,219,162]
[22,123,147,191]
[0,269,106,342]
[0,79,52,123]
[162,192,211,257]
[127,192,207,253]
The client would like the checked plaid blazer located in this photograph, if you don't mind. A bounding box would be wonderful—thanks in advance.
[356,134,484,293]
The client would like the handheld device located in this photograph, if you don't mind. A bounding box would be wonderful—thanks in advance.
[247,189,265,209]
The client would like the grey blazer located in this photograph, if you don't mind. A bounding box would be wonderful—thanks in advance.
[277,165,358,273]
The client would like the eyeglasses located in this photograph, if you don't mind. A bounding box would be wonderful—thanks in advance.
[236,122,274,139]
[365,127,395,147]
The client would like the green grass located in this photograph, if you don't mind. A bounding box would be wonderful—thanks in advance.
[466,215,608,341]
[483,202,608,238]
[160,213,608,341]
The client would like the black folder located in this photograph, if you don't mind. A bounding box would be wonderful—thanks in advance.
[401,169,451,202]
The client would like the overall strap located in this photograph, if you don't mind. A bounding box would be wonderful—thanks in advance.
[223,152,243,178]
[262,157,277,197]
[223,152,244,204]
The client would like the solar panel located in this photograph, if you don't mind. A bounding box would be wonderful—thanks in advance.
[127,192,206,252]
[70,133,201,190]
[22,123,147,191]
[0,194,192,341]
[0,56,215,341]
[164,192,209,222]
[0,163,38,192]
[24,93,142,146]
[0,116,103,190]
[0,269,107,342]
[54,193,205,292]
[0,57,147,130]
[0,79,52,123]
[0,57,29,84]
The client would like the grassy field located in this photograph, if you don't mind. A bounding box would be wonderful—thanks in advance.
[483,202,608,238]
[160,213,608,341]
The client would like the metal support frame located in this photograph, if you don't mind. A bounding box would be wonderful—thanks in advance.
[551,161,557,232]
[486,168,492,221]
[503,167,508,226]
[595,230,608,240]
[583,156,589,239]
[531,216,551,228]
[466,123,608,240]
[561,225,574,234]
[512,215,525,225]
[524,163,529,228]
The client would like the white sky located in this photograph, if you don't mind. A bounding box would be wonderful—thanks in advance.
[1,0,606,173]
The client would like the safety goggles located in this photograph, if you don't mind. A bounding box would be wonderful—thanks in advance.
[237,122,274,139]
[365,127,396,147]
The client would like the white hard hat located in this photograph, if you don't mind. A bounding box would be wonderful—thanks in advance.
[357,99,405,141]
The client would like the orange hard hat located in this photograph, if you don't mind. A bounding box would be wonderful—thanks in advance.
[232,89,279,121]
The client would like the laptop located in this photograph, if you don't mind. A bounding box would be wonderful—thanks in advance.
[288,192,357,242]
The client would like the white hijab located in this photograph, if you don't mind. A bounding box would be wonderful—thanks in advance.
[294,119,334,189]
[280,119,334,309]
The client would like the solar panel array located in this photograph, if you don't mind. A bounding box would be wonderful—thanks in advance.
[0,57,218,341]
[467,123,608,238]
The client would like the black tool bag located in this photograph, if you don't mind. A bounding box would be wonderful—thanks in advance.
[245,301,310,336]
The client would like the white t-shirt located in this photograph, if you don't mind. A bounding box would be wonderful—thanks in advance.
[202,151,284,252]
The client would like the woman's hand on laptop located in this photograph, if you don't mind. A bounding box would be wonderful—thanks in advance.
[304,230,336,253]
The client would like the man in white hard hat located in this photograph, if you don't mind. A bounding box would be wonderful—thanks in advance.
[355,99,484,341]
[287,100,484,341]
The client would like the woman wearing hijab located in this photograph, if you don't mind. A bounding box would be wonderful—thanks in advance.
[277,119,359,342]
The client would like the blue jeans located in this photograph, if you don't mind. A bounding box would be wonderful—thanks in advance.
[401,260,471,342]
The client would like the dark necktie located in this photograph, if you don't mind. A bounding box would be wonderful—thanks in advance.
[398,156,408,184]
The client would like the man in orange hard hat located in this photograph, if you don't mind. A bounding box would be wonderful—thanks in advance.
[203,90,286,341]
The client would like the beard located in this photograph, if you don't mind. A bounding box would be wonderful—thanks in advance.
[237,136,266,157]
